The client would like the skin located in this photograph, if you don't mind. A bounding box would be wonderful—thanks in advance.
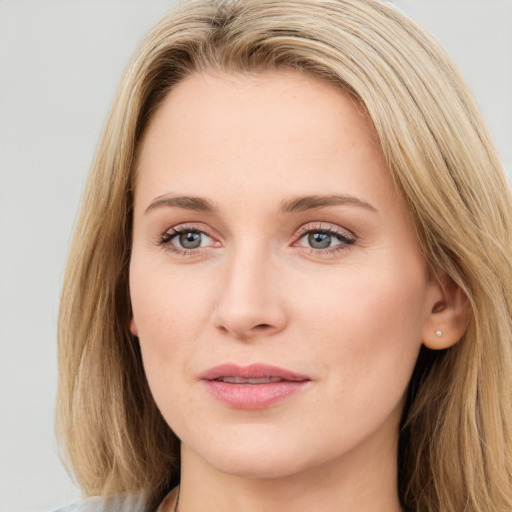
[130,70,463,512]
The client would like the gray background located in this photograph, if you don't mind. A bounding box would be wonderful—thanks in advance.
[0,1,510,511]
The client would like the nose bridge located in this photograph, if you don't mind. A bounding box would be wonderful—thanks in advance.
[213,239,286,339]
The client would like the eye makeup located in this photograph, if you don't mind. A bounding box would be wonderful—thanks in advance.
[293,221,356,257]
[155,220,357,259]
[157,223,220,256]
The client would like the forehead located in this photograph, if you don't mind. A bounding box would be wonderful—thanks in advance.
[138,69,375,157]
[134,69,396,213]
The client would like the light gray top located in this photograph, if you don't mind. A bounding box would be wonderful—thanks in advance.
[53,493,151,512]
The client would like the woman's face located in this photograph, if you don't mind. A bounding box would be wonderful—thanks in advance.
[130,70,441,480]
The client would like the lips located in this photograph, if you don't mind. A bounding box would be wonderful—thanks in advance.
[200,363,310,381]
[216,376,284,384]
[200,363,311,409]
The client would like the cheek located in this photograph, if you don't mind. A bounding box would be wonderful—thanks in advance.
[296,261,427,326]
[291,258,428,388]
[129,259,215,388]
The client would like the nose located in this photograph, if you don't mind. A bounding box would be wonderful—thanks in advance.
[211,246,288,341]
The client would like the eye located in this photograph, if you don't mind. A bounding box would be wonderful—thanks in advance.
[172,231,209,249]
[305,232,337,249]
[158,225,218,253]
[295,224,356,252]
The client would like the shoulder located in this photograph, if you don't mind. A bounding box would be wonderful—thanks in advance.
[52,493,150,512]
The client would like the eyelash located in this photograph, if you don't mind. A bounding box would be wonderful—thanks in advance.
[158,223,213,256]
[294,223,356,255]
[157,222,356,256]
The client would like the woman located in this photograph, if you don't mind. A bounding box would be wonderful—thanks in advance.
[56,0,512,511]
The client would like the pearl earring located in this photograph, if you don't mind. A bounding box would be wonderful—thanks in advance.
[435,330,443,337]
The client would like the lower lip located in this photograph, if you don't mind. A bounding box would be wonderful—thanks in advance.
[202,380,309,409]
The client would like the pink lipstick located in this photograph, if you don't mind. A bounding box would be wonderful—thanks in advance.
[200,363,310,409]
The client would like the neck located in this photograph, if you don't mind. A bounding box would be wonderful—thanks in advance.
[176,425,402,512]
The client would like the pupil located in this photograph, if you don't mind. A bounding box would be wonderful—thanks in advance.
[308,232,331,249]
[179,232,201,249]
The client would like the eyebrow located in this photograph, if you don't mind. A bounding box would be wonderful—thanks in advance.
[145,195,217,215]
[144,193,377,215]
[280,195,377,214]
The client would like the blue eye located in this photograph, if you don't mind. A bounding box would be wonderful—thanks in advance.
[174,231,204,249]
[160,228,214,251]
[307,232,334,249]
[297,228,355,251]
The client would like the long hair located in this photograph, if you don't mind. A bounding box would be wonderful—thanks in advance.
[57,1,512,510]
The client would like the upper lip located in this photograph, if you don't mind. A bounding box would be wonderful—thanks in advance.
[200,363,310,382]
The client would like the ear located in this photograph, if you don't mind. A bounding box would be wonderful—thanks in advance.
[130,317,139,337]
[422,275,470,350]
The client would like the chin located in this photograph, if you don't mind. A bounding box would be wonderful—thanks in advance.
[182,424,321,480]
[205,448,312,480]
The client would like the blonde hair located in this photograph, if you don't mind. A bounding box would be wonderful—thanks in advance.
[57,0,512,510]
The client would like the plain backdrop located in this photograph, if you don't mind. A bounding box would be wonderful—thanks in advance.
[0,1,510,511]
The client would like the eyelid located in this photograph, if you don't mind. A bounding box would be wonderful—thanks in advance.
[163,222,218,238]
[157,222,221,252]
[295,222,356,240]
[156,221,356,257]
[292,222,357,255]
